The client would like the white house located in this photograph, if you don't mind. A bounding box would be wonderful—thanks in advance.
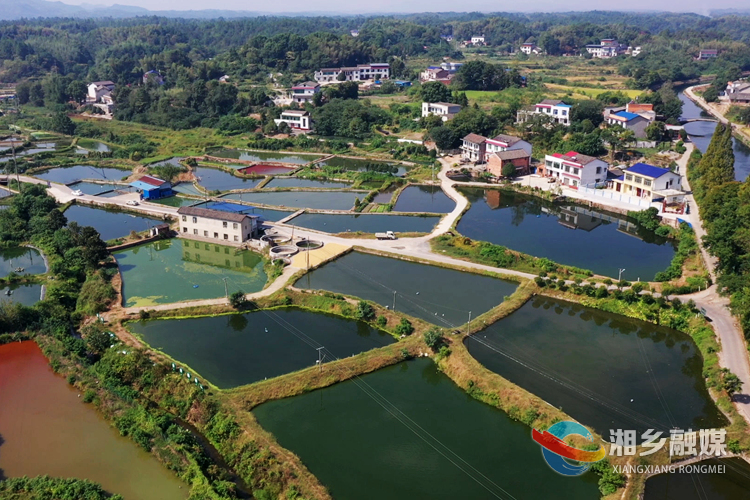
[87,81,115,102]
[177,206,259,246]
[520,43,542,55]
[608,162,682,201]
[422,102,461,121]
[470,35,486,45]
[484,133,532,157]
[461,133,487,163]
[274,110,311,131]
[542,151,609,189]
[314,63,390,83]
[523,99,572,126]
[585,39,626,59]
[290,81,320,103]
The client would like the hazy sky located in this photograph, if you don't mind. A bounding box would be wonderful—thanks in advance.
[58,0,734,15]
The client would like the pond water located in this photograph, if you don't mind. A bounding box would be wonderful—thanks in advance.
[69,181,126,196]
[643,457,750,500]
[221,191,362,210]
[264,177,352,189]
[0,341,187,500]
[0,282,43,306]
[0,187,11,198]
[195,201,293,222]
[149,157,185,168]
[130,308,395,388]
[78,140,112,152]
[254,357,600,500]
[456,188,676,280]
[33,165,130,184]
[679,91,750,182]
[317,156,408,176]
[393,185,455,213]
[295,251,517,326]
[372,186,398,204]
[64,205,163,242]
[465,296,727,436]
[287,212,439,234]
[152,196,200,208]
[172,182,204,196]
[210,149,322,165]
[237,164,297,175]
[193,166,263,191]
[114,239,267,308]
[0,246,46,277]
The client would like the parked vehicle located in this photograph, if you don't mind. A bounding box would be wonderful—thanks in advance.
[375,231,396,240]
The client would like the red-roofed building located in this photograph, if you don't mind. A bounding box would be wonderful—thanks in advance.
[129,175,173,200]
[541,151,609,189]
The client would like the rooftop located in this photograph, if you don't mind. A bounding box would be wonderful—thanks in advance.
[551,151,599,165]
[133,175,168,187]
[292,81,319,88]
[612,111,641,121]
[281,110,309,116]
[463,133,487,144]
[177,206,258,223]
[538,99,563,106]
[625,162,674,179]
[494,149,530,160]
[488,133,522,146]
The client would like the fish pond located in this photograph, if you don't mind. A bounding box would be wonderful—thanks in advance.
[114,239,267,307]
[237,164,297,175]
[195,201,293,222]
[643,457,750,500]
[0,341,186,500]
[221,190,362,210]
[456,188,676,280]
[130,308,395,388]
[0,246,46,277]
[64,205,163,241]
[295,251,517,326]
[316,156,408,176]
[192,166,263,191]
[0,283,43,306]
[254,357,600,500]
[264,177,352,189]
[70,181,126,195]
[77,139,112,152]
[33,165,131,184]
[151,196,200,208]
[465,296,726,436]
[287,212,439,234]
[393,185,455,213]
[172,182,204,196]
[210,149,322,165]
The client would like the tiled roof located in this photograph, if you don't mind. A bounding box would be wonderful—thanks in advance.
[552,151,599,165]
[177,206,252,223]
[138,175,168,187]
[463,133,487,144]
[539,99,563,106]
[625,163,673,179]
[489,133,522,146]
[494,149,530,160]
[293,81,319,88]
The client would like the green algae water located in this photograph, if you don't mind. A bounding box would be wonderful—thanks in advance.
[0,341,186,500]
[253,358,600,500]
[130,307,395,388]
[644,457,750,499]
[465,296,727,436]
[114,239,266,307]
[295,251,517,326]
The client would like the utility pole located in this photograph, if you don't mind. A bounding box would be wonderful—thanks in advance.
[316,346,325,372]
[467,311,472,335]
[392,290,396,312]
[618,268,626,282]
[223,277,228,301]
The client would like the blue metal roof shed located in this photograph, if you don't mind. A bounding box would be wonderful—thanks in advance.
[626,163,672,179]
[129,175,173,200]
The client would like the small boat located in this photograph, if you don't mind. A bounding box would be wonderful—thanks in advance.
[4,289,11,295]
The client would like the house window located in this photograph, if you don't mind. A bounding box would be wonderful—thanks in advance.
[193,229,198,235]
[214,232,218,238]
[225,248,229,254]
[596,167,602,173]
[233,223,238,229]
[573,168,579,175]
[223,234,228,240]
[192,217,197,223]
[182,227,187,232]
[564,165,570,173]
[635,176,643,184]
[223,221,228,228]
[234,235,239,242]
[644,179,652,187]
[625,174,633,181]
[181,216,186,221]
[572,180,578,187]
[546,160,552,167]
[204,231,208,237]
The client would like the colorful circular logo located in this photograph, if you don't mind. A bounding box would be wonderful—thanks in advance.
[532,421,606,476]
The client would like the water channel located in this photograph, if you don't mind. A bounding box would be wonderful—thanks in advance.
[456,188,676,280]
[465,296,727,436]
[0,341,187,500]
[287,212,439,234]
[393,185,455,213]
[114,239,267,307]
[253,357,600,500]
[129,308,395,388]
[295,251,517,326]
[64,205,164,241]
[0,246,46,277]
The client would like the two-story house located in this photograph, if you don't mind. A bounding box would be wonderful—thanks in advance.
[314,63,390,83]
[484,133,532,157]
[290,82,320,103]
[517,99,571,126]
[542,151,609,189]
[274,110,311,131]
[461,134,487,163]
[422,102,461,122]
[608,163,682,201]
[177,206,259,246]
[606,111,651,138]
[585,38,626,58]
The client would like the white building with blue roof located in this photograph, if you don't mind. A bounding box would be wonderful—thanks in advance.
[609,163,682,202]
[606,111,650,138]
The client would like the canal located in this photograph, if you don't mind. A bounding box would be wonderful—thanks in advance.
[465,296,727,436]
[0,341,186,500]
[456,188,676,280]
[253,357,600,500]
[295,251,517,326]
[264,177,353,189]
[114,239,267,307]
[129,308,395,388]
[64,205,164,242]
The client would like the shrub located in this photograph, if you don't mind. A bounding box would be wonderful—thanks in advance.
[229,290,247,309]
[356,301,375,321]
[376,315,387,327]
[395,318,414,336]
[423,327,444,351]
[82,389,96,403]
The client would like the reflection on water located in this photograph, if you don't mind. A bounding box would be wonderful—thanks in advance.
[0,246,46,278]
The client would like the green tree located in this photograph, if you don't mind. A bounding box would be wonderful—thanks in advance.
[356,300,375,321]
[429,126,457,150]
[49,112,76,135]
[501,163,516,178]
[645,121,667,141]
[423,326,444,350]
[703,86,719,102]
[336,71,347,82]
[722,369,743,397]
[394,318,414,336]
[420,81,452,103]
[229,290,247,309]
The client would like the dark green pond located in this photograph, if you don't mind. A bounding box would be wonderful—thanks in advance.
[114,239,267,308]
[644,458,750,500]
[70,181,125,195]
[64,205,163,241]
[465,297,727,436]
[254,358,600,500]
[287,212,439,234]
[221,191,361,210]
[172,183,204,196]
[151,196,199,208]
[295,251,517,326]
[0,246,45,277]
[193,166,262,191]
[33,165,130,184]
[0,283,43,306]
[264,178,352,189]
[210,149,322,165]
[394,185,455,213]
[129,308,395,388]
[317,156,408,176]
[456,188,676,280]
[194,201,293,222]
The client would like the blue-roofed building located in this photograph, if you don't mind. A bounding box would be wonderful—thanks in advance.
[606,110,651,138]
[129,175,173,200]
[608,162,683,202]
